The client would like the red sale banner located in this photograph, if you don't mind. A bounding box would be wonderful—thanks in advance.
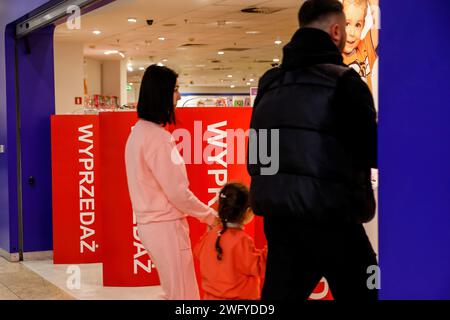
[51,115,103,264]
[99,112,160,287]
[167,107,262,294]
[97,109,261,287]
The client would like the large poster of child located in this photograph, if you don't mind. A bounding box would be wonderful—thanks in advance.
[341,0,380,256]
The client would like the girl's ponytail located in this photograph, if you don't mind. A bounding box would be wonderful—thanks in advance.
[214,184,249,261]
[215,218,228,261]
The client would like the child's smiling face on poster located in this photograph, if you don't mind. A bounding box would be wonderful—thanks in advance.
[344,4,366,54]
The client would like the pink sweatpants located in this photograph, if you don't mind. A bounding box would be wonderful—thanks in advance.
[137,218,200,300]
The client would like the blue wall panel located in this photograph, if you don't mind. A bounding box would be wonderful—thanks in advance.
[17,26,56,252]
[379,0,450,299]
[0,0,52,253]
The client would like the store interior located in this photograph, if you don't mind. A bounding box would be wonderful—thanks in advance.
[53,0,302,114]
[52,0,378,243]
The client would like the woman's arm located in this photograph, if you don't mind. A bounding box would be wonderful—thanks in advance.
[145,140,218,225]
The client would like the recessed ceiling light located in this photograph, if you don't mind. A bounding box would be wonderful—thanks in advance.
[157,62,164,67]
[162,59,168,62]
[230,85,235,88]
[128,83,133,86]
[103,50,125,58]
[246,31,260,35]
[127,63,133,72]
[249,78,255,82]
[158,37,166,41]
[274,40,282,45]
[93,30,101,35]
[139,67,145,71]
[128,18,137,23]
[246,82,251,85]
[273,58,280,62]
[104,50,118,55]
[227,75,233,78]
[218,51,224,55]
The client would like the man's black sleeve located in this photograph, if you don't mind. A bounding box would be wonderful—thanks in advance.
[335,70,378,169]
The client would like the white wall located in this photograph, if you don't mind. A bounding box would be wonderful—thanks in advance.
[54,42,84,114]
[120,60,127,106]
[364,180,379,257]
[84,58,102,96]
[127,82,140,105]
[102,60,127,106]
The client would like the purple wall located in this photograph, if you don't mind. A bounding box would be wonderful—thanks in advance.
[0,0,52,253]
[17,25,56,252]
[1,0,115,254]
[379,0,450,299]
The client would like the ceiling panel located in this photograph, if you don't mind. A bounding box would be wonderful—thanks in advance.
[55,0,302,88]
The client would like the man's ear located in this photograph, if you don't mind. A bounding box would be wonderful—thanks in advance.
[330,23,340,43]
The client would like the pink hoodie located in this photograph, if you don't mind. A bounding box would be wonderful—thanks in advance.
[125,119,217,225]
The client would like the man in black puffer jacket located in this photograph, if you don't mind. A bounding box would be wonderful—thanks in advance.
[248,0,378,301]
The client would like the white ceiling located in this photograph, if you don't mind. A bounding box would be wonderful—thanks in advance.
[55,0,305,88]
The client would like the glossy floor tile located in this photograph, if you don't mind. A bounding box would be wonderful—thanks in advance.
[0,257,73,300]
[21,260,164,300]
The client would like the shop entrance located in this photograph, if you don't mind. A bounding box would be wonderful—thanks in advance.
[6,0,307,258]
[4,0,114,259]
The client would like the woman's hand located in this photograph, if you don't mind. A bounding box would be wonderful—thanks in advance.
[207,216,221,231]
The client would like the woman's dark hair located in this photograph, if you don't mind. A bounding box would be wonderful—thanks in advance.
[137,64,178,126]
[215,183,250,261]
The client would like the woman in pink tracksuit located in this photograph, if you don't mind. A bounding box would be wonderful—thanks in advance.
[125,65,218,300]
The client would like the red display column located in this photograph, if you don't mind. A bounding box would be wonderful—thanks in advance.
[99,112,160,287]
[51,115,103,264]
[168,107,256,295]
[98,108,258,287]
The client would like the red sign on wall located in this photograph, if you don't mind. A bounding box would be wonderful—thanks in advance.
[75,97,83,105]
[51,115,103,264]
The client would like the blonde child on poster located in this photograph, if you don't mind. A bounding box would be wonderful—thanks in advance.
[341,0,380,258]
[342,0,379,93]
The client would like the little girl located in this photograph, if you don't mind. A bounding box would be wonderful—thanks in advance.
[194,183,268,300]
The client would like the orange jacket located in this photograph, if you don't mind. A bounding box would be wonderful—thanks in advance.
[194,225,267,300]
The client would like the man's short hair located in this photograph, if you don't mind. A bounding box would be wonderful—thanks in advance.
[298,0,344,27]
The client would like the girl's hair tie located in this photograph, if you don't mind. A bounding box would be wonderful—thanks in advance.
[219,193,227,199]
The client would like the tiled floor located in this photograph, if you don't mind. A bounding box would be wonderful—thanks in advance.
[0,257,164,300]
[0,257,73,300]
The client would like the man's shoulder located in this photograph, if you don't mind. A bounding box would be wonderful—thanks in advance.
[259,67,285,86]
[312,63,356,81]
[336,66,372,94]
